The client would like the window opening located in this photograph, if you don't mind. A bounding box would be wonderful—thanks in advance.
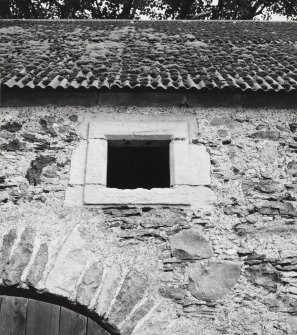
[107,140,170,189]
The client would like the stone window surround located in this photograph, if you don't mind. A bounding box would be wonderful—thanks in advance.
[65,114,216,208]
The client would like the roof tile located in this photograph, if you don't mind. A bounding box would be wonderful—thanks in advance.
[0,20,297,92]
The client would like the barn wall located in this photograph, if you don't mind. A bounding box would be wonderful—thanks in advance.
[1,104,297,334]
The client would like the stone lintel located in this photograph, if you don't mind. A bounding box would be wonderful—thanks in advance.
[88,121,189,140]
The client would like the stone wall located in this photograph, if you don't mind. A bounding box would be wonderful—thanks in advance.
[1,105,297,334]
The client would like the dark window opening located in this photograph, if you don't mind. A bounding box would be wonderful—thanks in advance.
[107,140,170,189]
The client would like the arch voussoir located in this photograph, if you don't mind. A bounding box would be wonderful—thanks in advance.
[0,225,166,334]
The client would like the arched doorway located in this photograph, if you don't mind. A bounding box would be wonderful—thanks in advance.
[0,295,113,335]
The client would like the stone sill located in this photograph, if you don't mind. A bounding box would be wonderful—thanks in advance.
[65,185,216,209]
[84,185,191,206]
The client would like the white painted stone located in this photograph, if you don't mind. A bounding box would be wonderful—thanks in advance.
[170,140,191,186]
[97,263,123,316]
[64,185,84,206]
[84,186,191,206]
[189,186,217,209]
[45,226,90,297]
[89,121,189,140]
[69,140,88,185]
[85,138,107,185]
[190,145,211,185]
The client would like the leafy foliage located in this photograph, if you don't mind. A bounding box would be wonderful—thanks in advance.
[147,0,297,20]
[1,0,297,19]
[0,0,148,19]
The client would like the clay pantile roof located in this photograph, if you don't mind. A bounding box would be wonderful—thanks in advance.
[1,20,297,92]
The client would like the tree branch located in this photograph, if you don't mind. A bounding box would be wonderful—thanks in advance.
[191,11,211,19]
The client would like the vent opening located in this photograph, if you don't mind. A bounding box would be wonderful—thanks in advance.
[107,140,170,189]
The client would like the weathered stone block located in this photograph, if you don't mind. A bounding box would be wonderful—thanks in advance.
[45,226,90,297]
[259,202,297,216]
[250,131,280,141]
[288,316,297,334]
[84,186,191,206]
[189,186,217,209]
[170,140,191,185]
[170,229,213,260]
[1,122,22,132]
[25,155,56,186]
[141,208,187,228]
[159,285,186,301]
[2,227,35,286]
[190,144,211,185]
[77,261,104,307]
[133,307,172,335]
[120,299,154,335]
[254,180,284,194]
[97,263,123,316]
[85,138,107,185]
[287,161,297,176]
[0,229,17,276]
[108,271,147,327]
[27,243,48,286]
[189,261,241,302]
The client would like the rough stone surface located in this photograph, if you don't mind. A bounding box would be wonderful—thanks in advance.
[77,261,104,307]
[1,106,297,334]
[97,263,123,317]
[288,316,297,333]
[250,130,280,141]
[133,307,172,335]
[27,243,48,286]
[45,226,89,297]
[120,299,154,335]
[68,140,88,185]
[1,122,22,132]
[0,229,17,276]
[189,261,241,302]
[25,155,56,186]
[2,227,35,286]
[254,180,284,194]
[190,144,212,185]
[210,117,242,133]
[84,186,191,206]
[141,208,187,228]
[85,138,107,185]
[259,201,297,216]
[170,229,213,260]
[108,271,147,327]
[189,186,217,208]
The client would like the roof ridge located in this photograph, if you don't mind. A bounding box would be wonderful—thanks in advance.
[0,19,295,23]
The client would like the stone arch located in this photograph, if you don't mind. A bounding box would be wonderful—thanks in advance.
[0,292,113,334]
[0,226,164,335]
